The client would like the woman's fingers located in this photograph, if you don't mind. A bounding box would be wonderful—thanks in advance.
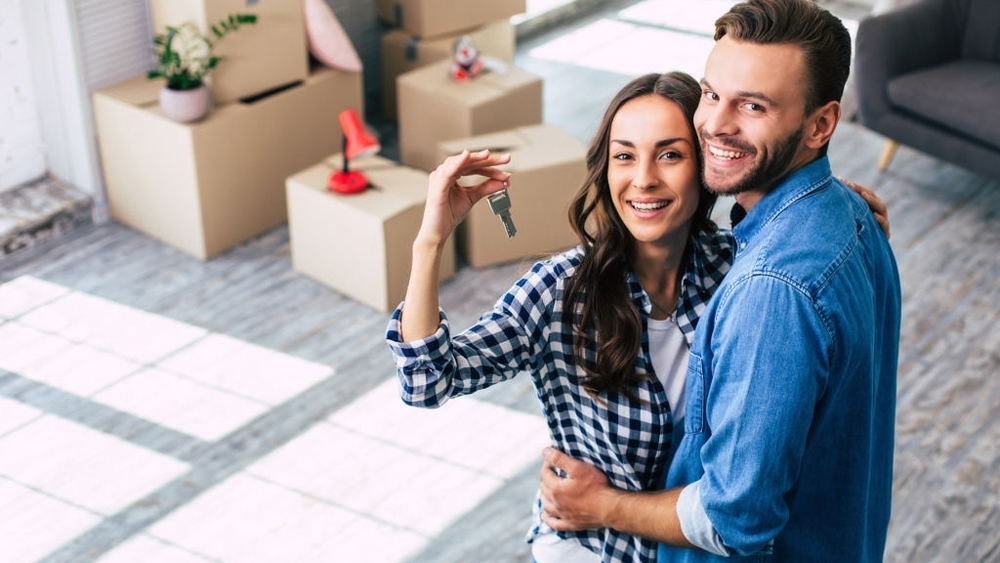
[432,150,509,186]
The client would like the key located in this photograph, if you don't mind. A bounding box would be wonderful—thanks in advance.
[487,187,517,238]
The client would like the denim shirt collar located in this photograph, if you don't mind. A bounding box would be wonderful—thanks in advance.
[732,156,833,251]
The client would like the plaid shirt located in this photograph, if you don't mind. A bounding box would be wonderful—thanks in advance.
[385,228,733,563]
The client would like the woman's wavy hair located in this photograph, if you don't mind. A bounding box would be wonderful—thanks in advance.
[564,71,716,398]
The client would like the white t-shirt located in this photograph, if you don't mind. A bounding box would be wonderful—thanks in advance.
[532,529,601,562]
[532,314,690,563]
[647,314,688,420]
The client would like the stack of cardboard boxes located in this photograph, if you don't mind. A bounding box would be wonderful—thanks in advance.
[382,0,588,269]
[383,0,537,174]
[111,0,592,311]
[93,0,363,260]
[379,6,517,123]
[283,0,590,313]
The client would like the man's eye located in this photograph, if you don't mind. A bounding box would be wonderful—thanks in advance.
[704,91,719,101]
[745,103,765,112]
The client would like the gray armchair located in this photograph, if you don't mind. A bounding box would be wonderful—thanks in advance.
[854,0,1000,180]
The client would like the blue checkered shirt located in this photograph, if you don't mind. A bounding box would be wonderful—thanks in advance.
[385,228,734,563]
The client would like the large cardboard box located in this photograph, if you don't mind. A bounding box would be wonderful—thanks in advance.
[398,60,543,172]
[381,19,515,122]
[377,0,525,38]
[149,0,309,104]
[438,125,586,267]
[93,67,363,260]
[285,155,455,312]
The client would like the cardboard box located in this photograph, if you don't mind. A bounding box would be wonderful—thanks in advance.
[285,155,455,312]
[398,60,543,172]
[438,125,586,267]
[381,19,515,122]
[377,0,525,38]
[93,67,363,260]
[150,0,309,104]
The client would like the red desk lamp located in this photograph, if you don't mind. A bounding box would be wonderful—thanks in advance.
[328,109,381,194]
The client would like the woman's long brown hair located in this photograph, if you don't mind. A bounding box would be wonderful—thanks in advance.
[563,72,716,398]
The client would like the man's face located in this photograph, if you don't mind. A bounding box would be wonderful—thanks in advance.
[694,35,812,197]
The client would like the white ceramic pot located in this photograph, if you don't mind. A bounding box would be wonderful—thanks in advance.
[159,84,212,123]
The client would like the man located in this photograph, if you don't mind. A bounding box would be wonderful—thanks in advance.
[539,0,902,561]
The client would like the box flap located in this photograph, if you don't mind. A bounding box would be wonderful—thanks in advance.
[512,125,587,168]
[438,125,586,172]
[439,130,528,156]
[94,75,162,107]
[401,61,540,105]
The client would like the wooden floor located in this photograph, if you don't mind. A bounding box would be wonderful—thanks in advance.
[3,2,999,562]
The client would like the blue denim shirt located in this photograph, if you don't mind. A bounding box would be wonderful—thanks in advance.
[660,157,902,562]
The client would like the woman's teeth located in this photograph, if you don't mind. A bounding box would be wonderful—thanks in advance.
[631,201,669,211]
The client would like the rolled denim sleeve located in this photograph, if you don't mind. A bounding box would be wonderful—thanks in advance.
[677,481,731,557]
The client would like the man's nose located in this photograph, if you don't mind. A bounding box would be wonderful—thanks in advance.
[699,105,738,138]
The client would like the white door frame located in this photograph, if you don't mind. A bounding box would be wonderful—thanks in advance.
[21,0,107,217]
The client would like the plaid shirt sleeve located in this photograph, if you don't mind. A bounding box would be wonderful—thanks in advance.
[385,252,576,408]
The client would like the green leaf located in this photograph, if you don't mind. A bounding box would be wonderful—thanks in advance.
[148,13,257,86]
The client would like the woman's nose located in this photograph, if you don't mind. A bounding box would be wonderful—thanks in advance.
[632,160,658,190]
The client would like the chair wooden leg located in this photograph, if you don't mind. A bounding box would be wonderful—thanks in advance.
[877,140,898,172]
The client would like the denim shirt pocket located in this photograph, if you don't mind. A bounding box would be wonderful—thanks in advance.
[685,352,707,434]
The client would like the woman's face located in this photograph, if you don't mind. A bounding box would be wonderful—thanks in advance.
[607,94,701,250]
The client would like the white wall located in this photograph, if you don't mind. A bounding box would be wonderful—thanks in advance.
[0,0,47,193]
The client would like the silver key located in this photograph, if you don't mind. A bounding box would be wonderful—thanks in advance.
[487,188,517,238]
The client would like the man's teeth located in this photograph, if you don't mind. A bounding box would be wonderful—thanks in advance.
[631,201,669,211]
[709,146,747,159]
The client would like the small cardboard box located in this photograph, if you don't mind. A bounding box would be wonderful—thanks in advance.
[93,67,363,260]
[376,0,525,38]
[285,155,455,312]
[381,19,515,122]
[398,60,543,172]
[438,125,587,267]
[150,0,309,104]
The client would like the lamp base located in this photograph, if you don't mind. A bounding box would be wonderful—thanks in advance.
[328,170,369,194]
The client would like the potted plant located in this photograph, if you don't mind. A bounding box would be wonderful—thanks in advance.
[148,14,257,123]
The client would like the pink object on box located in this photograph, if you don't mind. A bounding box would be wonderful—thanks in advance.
[303,0,363,71]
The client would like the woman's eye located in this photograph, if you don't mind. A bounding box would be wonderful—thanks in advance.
[612,152,633,161]
[660,151,682,161]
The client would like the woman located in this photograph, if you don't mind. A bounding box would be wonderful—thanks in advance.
[387,71,720,562]
[385,72,886,562]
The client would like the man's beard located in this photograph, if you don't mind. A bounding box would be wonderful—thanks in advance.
[700,125,804,196]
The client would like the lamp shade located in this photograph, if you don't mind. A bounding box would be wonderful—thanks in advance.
[329,109,381,194]
[340,109,380,160]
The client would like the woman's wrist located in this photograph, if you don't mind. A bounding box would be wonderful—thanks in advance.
[412,233,447,257]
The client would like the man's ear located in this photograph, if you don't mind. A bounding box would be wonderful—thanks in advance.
[805,100,841,150]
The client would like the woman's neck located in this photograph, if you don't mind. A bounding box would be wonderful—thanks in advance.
[634,241,686,320]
